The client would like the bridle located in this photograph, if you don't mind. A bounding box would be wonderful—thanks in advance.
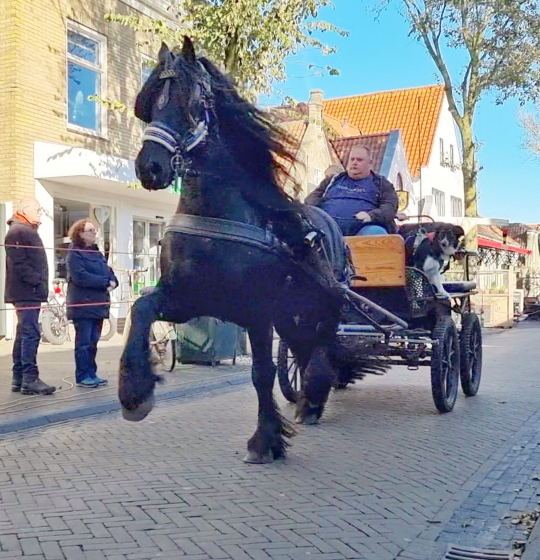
[141,53,213,184]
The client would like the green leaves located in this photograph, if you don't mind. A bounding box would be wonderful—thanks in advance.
[106,0,347,98]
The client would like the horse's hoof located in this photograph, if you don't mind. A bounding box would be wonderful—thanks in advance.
[297,416,319,425]
[243,450,274,464]
[295,413,319,425]
[122,394,155,422]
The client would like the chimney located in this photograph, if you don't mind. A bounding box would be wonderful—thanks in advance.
[308,89,324,125]
[342,117,349,135]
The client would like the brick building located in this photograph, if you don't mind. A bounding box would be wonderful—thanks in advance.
[0,0,176,332]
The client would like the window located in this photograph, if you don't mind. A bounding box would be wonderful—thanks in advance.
[67,22,106,133]
[451,196,463,217]
[449,144,455,167]
[133,219,164,289]
[433,188,445,217]
[313,168,323,186]
[439,138,445,166]
[53,198,112,278]
[396,173,404,191]
[141,55,155,84]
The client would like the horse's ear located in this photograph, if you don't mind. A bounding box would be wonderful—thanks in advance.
[182,36,196,65]
[158,43,170,64]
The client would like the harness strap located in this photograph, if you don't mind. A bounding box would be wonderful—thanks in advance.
[412,227,427,251]
[164,214,286,253]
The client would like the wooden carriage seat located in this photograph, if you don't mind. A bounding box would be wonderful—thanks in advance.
[345,235,406,288]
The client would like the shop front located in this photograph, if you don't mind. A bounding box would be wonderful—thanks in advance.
[34,141,178,322]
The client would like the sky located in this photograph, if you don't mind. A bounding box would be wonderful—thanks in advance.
[261,0,540,223]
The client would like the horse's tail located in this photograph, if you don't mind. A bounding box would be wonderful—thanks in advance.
[329,337,391,386]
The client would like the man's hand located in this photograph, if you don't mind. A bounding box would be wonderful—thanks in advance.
[107,280,117,292]
[355,211,371,223]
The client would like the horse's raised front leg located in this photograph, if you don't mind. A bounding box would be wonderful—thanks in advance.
[244,324,295,464]
[295,344,334,425]
[119,290,163,422]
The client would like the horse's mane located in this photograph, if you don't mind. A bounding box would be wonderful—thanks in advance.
[197,58,300,199]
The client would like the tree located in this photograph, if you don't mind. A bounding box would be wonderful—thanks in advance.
[385,0,540,216]
[106,0,348,99]
[520,104,540,161]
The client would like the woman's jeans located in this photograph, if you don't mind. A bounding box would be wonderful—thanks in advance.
[73,319,103,383]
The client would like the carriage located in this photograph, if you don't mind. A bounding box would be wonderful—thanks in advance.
[276,231,482,413]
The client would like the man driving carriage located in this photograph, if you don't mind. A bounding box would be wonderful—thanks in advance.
[305,144,398,237]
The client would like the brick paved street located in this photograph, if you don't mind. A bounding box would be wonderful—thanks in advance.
[0,324,539,560]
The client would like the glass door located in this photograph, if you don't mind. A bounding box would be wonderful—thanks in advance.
[132,219,163,292]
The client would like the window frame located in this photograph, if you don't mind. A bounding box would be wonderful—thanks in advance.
[432,188,446,217]
[449,144,455,167]
[439,138,445,166]
[132,218,164,288]
[451,195,463,217]
[396,172,404,191]
[66,20,108,138]
[141,54,156,85]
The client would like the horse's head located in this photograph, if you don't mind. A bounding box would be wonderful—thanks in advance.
[135,37,212,190]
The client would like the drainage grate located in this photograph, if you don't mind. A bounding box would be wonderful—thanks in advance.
[444,545,513,560]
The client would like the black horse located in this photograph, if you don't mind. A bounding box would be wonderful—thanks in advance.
[120,37,375,463]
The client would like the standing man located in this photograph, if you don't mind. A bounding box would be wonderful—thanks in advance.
[4,198,56,395]
[306,144,398,236]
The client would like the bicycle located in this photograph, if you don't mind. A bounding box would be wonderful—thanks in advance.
[119,270,177,372]
[40,279,117,345]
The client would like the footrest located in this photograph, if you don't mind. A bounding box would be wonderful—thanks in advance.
[442,281,476,293]
[337,325,378,335]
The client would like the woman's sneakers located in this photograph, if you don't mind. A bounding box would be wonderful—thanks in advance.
[76,377,108,388]
[76,378,98,388]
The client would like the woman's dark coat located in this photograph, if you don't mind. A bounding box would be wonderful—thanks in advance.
[66,243,118,321]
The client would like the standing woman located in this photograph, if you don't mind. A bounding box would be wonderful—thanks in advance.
[66,219,118,388]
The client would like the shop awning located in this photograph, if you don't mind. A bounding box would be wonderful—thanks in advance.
[477,237,531,255]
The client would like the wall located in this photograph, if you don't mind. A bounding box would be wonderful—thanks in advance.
[412,96,464,218]
[380,130,413,194]
[0,0,153,203]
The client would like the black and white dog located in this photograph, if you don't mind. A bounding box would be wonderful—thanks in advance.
[399,222,465,299]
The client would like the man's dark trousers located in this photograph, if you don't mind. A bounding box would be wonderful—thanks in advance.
[73,319,103,383]
[12,302,41,388]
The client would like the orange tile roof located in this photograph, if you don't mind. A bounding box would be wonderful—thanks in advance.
[277,120,308,161]
[323,85,446,176]
[332,133,390,174]
[323,113,361,137]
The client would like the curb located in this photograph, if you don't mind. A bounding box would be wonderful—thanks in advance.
[523,520,540,560]
[0,372,251,436]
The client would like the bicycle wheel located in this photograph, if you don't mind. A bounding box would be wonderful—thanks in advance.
[100,316,117,341]
[150,322,176,372]
[41,310,68,345]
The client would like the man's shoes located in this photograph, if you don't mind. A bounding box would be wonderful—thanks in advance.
[76,378,98,388]
[21,379,56,395]
[94,377,108,386]
[11,373,23,392]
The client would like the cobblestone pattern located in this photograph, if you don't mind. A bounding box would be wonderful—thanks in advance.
[435,407,540,553]
[0,326,537,559]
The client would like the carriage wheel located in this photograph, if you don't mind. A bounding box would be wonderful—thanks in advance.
[430,316,460,413]
[459,313,482,396]
[277,339,303,403]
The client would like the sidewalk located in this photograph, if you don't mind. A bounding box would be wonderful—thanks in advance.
[0,334,251,434]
